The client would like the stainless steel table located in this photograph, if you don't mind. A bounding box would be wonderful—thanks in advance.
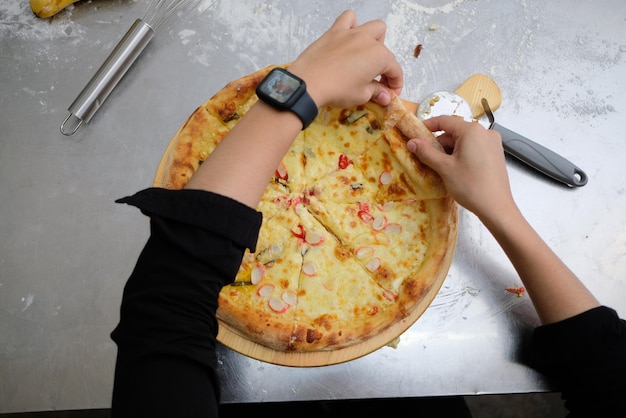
[1,0,625,413]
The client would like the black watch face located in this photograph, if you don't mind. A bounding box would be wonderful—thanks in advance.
[259,69,302,105]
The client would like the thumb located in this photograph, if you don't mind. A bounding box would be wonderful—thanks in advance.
[370,82,391,106]
[407,139,447,173]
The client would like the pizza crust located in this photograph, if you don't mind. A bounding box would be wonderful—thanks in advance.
[153,64,458,359]
[384,93,448,199]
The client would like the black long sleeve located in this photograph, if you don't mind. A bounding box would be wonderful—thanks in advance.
[110,188,262,418]
[530,306,626,417]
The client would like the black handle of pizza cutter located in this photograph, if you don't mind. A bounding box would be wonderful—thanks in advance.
[481,99,588,187]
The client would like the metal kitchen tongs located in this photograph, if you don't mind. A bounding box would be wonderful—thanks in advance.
[481,98,588,187]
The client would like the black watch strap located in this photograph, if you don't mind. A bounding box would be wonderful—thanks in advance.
[291,89,318,130]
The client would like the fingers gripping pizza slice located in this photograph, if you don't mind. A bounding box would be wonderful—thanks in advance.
[154,65,458,360]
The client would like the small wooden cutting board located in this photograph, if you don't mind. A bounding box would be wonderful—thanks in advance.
[402,73,502,119]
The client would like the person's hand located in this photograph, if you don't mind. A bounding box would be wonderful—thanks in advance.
[407,116,517,224]
[287,10,403,108]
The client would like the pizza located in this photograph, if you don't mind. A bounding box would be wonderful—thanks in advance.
[154,64,458,356]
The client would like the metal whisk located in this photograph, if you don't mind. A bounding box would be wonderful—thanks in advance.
[60,0,198,136]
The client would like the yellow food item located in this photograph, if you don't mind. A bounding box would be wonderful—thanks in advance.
[30,0,81,18]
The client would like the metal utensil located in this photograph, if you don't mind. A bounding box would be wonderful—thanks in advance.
[60,0,198,136]
[481,99,588,187]
[414,73,587,187]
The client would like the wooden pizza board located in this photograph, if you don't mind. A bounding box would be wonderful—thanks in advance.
[402,73,502,119]
[153,74,500,367]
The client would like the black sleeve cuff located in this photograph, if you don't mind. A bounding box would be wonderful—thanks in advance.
[116,187,263,252]
[530,306,626,370]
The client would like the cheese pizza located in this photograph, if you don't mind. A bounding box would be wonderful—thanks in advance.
[154,64,458,356]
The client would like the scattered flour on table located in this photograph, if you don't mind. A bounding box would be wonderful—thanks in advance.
[496,2,622,124]
[384,0,622,123]
[394,0,471,15]
[197,0,217,13]
[0,0,87,40]
[183,1,313,71]
[181,0,475,79]
[0,0,86,76]
[178,28,196,45]
[383,0,479,99]
[21,293,35,312]
[12,0,608,124]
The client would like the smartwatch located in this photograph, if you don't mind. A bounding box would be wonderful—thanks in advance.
[256,67,319,130]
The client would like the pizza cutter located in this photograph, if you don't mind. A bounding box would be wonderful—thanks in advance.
[413,74,588,187]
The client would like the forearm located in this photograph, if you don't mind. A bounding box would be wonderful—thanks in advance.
[481,206,600,325]
[408,97,623,415]
[184,101,302,208]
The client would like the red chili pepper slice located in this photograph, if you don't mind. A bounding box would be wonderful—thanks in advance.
[291,224,305,239]
[338,154,351,169]
[358,211,374,223]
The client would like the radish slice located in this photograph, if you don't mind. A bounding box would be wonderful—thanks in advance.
[251,265,265,284]
[323,280,335,291]
[302,262,317,276]
[372,215,387,231]
[269,244,282,257]
[321,108,331,125]
[269,296,288,313]
[305,230,324,245]
[365,257,381,272]
[257,283,274,297]
[355,246,374,259]
[379,171,393,185]
[383,289,398,301]
[378,202,395,212]
[385,223,402,234]
[282,290,298,306]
